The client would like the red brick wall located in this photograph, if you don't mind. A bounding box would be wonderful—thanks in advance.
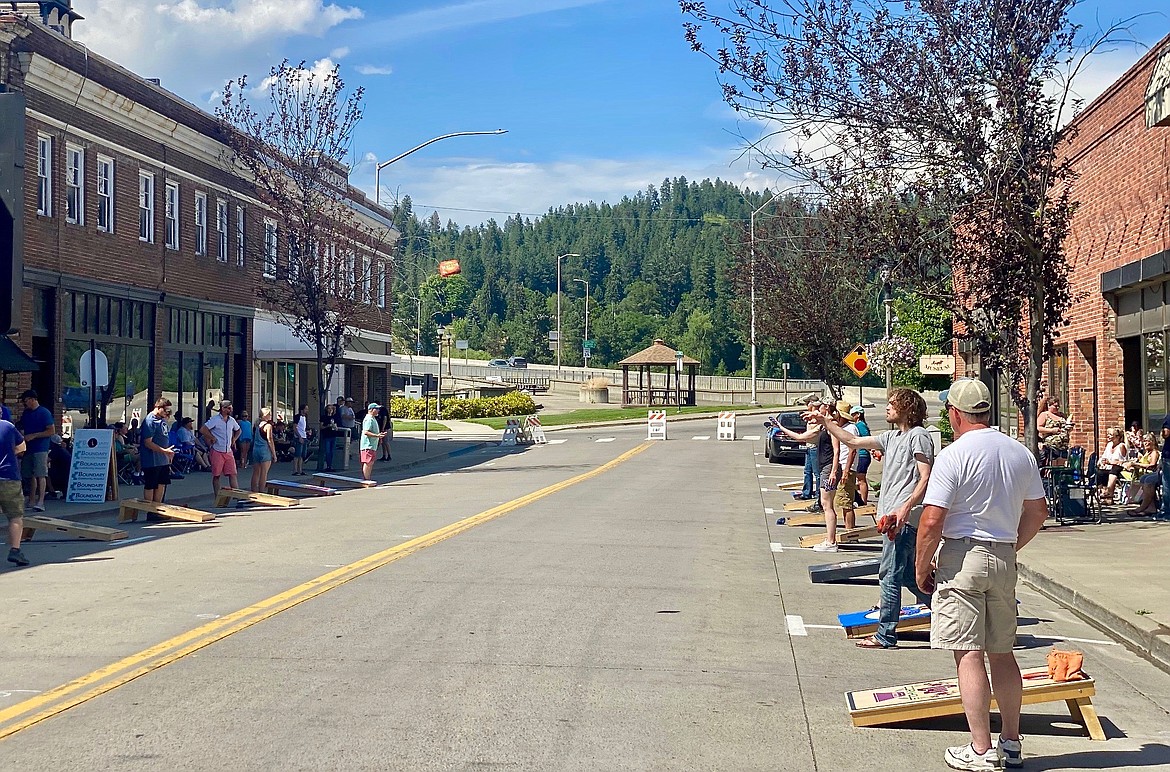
[1057,35,1170,450]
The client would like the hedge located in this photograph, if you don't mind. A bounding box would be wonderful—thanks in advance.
[389,391,537,420]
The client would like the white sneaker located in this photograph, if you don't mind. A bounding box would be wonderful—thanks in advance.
[812,541,838,552]
[945,744,999,771]
[997,736,1022,768]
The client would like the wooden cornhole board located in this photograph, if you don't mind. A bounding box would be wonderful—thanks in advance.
[22,515,128,542]
[214,487,299,508]
[118,499,215,524]
[808,557,880,584]
[311,472,377,489]
[787,504,876,527]
[776,482,804,491]
[846,666,1105,741]
[784,499,818,511]
[839,604,931,638]
[266,479,338,497]
[799,524,880,548]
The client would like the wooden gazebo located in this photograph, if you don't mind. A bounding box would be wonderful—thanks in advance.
[617,339,699,407]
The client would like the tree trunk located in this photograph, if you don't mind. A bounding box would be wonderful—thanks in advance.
[1022,279,1045,458]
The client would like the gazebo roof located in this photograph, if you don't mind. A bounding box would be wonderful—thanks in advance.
[617,338,701,367]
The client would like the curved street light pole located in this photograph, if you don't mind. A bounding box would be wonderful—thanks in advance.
[374,129,507,207]
[750,192,781,405]
[556,253,580,376]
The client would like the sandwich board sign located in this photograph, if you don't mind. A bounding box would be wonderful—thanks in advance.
[66,429,117,503]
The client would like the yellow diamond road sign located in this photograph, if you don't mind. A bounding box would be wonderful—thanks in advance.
[843,344,869,378]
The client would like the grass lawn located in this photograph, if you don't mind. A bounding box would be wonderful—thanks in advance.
[468,404,789,430]
[392,421,450,432]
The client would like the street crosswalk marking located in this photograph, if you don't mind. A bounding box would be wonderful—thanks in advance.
[691,436,710,441]
[595,437,616,443]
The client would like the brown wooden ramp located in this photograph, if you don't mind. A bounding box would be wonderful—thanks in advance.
[787,504,876,527]
[846,666,1105,740]
[214,487,299,508]
[22,515,128,542]
[311,472,377,489]
[118,499,215,524]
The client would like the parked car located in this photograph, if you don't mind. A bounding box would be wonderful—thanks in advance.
[507,356,528,369]
[764,412,809,464]
[487,359,510,368]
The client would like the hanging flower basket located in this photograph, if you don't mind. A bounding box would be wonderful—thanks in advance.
[867,335,917,371]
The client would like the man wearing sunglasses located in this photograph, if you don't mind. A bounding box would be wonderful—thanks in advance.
[916,379,1048,771]
[141,398,175,504]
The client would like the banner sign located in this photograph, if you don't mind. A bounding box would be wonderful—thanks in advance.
[66,429,115,503]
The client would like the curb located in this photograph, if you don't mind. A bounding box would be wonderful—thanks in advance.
[43,440,495,526]
[1018,561,1170,675]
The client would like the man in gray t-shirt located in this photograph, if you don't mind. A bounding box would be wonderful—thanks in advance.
[813,388,934,648]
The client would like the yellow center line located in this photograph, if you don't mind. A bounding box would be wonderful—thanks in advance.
[0,441,654,741]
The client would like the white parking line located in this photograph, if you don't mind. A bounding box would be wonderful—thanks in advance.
[765,507,774,515]
[595,438,616,443]
[803,624,840,630]
[547,439,567,445]
[770,542,784,553]
[743,435,761,441]
[786,615,808,636]
[692,436,710,441]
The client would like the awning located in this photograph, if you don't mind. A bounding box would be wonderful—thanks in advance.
[253,349,401,366]
[0,337,39,373]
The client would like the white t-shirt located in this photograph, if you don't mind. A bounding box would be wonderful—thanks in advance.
[922,428,1046,542]
[839,423,858,467]
[294,414,307,440]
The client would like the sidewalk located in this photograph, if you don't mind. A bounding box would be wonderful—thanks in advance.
[21,429,498,523]
[1017,516,1170,673]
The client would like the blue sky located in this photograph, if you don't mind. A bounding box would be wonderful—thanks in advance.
[73,0,1168,227]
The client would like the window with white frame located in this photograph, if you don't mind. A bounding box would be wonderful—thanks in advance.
[216,199,228,262]
[65,145,83,224]
[377,263,387,308]
[165,181,179,249]
[236,205,245,267]
[138,171,154,242]
[263,219,277,279]
[362,256,372,304]
[96,155,114,233]
[36,135,52,216]
[344,251,356,299]
[194,191,207,255]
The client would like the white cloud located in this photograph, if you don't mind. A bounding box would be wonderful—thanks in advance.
[74,0,362,98]
[330,47,351,59]
[356,65,394,76]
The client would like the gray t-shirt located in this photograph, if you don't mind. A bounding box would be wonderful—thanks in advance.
[875,426,935,526]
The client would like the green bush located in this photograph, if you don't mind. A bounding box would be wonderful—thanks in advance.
[389,391,537,421]
[938,405,954,442]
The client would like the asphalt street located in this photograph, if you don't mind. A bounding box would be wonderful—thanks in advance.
[2,418,1169,770]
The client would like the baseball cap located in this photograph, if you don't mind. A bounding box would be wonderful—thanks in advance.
[367,402,382,410]
[850,405,864,416]
[940,378,992,413]
[346,397,354,402]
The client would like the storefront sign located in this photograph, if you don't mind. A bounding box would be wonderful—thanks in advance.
[918,355,956,375]
[66,429,115,503]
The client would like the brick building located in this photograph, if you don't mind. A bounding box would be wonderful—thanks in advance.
[1,3,398,430]
[1032,33,1170,453]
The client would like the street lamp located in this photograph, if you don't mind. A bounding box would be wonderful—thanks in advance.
[574,277,590,364]
[675,349,684,414]
[374,129,507,207]
[750,192,781,405]
[556,253,580,376]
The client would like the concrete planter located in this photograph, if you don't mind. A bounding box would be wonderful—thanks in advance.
[579,388,609,404]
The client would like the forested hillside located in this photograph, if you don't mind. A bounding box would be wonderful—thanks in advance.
[390,177,773,376]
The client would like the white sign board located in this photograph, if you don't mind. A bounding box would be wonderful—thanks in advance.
[919,355,956,376]
[79,349,110,389]
[405,385,423,399]
[66,429,115,503]
[455,340,469,350]
[548,331,560,341]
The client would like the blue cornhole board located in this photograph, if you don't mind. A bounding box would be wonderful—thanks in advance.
[838,604,931,639]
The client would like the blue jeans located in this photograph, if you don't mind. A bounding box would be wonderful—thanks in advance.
[1161,460,1170,520]
[875,523,932,646]
[317,436,337,470]
[801,447,816,498]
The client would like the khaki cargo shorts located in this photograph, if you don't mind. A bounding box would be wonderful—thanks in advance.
[931,538,1018,652]
[0,479,25,520]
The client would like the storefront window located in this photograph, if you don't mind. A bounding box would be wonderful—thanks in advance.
[1146,331,1166,428]
[61,340,150,429]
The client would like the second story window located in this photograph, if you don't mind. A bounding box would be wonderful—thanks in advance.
[236,205,245,267]
[138,171,154,242]
[165,181,179,250]
[344,251,356,299]
[377,263,387,309]
[216,199,228,262]
[363,256,373,304]
[37,135,52,216]
[263,219,277,279]
[96,156,114,233]
[194,192,207,255]
[65,145,84,224]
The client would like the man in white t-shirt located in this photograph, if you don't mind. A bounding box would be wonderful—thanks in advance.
[916,379,1048,772]
[200,401,241,496]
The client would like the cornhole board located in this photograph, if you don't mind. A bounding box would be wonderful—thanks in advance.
[777,482,804,490]
[839,604,931,638]
[265,479,339,497]
[787,504,876,527]
[311,472,377,489]
[800,525,880,548]
[784,499,818,511]
[118,499,215,524]
[22,515,128,542]
[846,666,1104,741]
[214,487,299,508]
[809,557,881,584]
